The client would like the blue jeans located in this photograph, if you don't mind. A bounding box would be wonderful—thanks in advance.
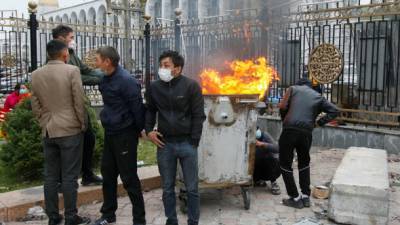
[157,141,199,225]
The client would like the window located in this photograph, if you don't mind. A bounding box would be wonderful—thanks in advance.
[207,0,219,16]
[188,0,198,19]
[155,1,161,19]
[230,1,242,10]
[172,0,179,11]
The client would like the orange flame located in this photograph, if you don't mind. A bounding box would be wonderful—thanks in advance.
[200,57,279,99]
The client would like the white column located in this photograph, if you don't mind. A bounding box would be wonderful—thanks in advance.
[145,0,156,18]
[198,0,207,19]
[179,0,189,20]
[219,0,229,16]
[162,0,173,20]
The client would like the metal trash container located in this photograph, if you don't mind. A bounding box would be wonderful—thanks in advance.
[178,94,258,211]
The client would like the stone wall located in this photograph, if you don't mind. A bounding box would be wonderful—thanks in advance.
[258,116,400,154]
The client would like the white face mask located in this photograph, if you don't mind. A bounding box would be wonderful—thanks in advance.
[159,68,174,82]
[256,129,262,139]
[68,39,76,49]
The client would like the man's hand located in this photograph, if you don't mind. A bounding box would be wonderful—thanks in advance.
[255,140,266,148]
[148,131,165,148]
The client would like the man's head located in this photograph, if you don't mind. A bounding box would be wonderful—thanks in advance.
[14,83,21,95]
[95,46,120,75]
[295,77,312,88]
[158,50,184,77]
[52,25,74,46]
[46,40,69,62]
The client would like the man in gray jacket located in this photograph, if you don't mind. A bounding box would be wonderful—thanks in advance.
[278,78,339,209]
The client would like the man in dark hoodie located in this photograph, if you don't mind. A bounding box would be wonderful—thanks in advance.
[145,50,206,225]
[278,78,339,209]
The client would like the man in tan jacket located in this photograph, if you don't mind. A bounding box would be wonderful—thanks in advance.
[31,40,90,225]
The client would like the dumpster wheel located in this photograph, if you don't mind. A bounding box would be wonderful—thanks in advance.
[241,186,251,210]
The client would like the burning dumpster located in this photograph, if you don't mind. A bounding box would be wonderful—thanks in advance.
[199,94,258,185]
[178,57,279,211]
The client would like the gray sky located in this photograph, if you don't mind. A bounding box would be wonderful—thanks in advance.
[2,0,89,17]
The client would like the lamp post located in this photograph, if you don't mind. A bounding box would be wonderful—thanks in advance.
[143,15,151,90]
[28,0,39,72]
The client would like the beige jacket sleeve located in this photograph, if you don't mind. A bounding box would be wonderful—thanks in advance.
[30,74,42,121]
[71,67,86,131]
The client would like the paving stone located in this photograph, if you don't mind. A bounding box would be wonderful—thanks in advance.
[5,150,400,225]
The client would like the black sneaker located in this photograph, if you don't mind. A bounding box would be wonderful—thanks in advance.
[65,215,91,225]
[165,218,178,225]
[302,196,311,207]
[93,217,117,225]
[282,197,304,209]
[48,216,62,225]
[81,174,103,186]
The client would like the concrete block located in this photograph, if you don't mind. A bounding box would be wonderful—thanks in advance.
[328,147,390,225]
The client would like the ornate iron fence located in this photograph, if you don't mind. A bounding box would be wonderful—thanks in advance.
[1,1,400,127]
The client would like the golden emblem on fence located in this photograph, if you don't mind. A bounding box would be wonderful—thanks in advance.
[1,54,17,68]
[82,50,97,69]
[308,43,343,84]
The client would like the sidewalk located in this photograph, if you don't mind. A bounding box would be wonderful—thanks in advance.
[5,149,400,225]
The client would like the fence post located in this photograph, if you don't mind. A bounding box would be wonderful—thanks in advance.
[174,10,182,53]
[144,16,151,91]
[28,1,38,72]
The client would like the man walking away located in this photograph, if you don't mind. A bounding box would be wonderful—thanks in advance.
[31,40,90,225]
[278,78,339,209]
[93,46,146,225]
[145,50,206,225]
[52,25,103,186]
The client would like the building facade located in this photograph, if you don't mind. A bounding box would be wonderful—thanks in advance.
[38,0,143,30]
[145,0,267,22]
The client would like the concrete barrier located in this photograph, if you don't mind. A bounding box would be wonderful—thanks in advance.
[0,166,161,222]
[328,147,390,225]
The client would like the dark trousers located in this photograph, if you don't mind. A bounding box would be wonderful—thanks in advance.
[43,133,83,221]
[253,153,281,183]
[82,120,95,178]
[278,129,312,198]
[157,141,199,225]
[100,128,146,224]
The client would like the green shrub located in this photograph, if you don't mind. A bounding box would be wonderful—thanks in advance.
[0,99,43,180]
[87,106,104,169]
[0,98,104,181]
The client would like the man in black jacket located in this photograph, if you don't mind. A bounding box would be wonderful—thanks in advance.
[145,51,206,225]
[279,78,338,209]
[93,47,146,225]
